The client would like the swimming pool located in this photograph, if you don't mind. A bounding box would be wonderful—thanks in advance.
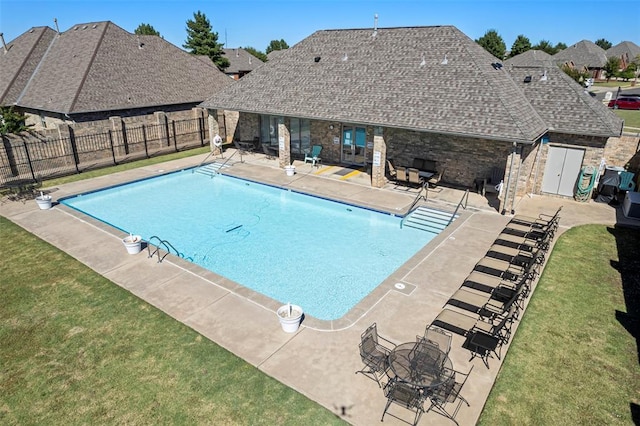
[61,169,437,320]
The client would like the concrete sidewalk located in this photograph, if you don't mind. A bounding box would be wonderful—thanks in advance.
[1,149,636,425]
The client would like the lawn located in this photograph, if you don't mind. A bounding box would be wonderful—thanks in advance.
[0,216,345,425]
[479,225,640,425]
[613,110,640,130]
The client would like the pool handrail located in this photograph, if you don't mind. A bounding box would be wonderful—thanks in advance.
[147,235,188,263]
[400,183,428,228]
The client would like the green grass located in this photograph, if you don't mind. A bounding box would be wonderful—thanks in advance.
[0,216,345,425]
[613,110,640,130]
[41,146,211,188]
[479,225,640,425]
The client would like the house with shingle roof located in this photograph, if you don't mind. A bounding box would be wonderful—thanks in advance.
[606,41,640,70]
[201,25,623,209]
[1,21,233,130]
[222,48,263,79]
[553,40,608,79]
[504,49,553,68]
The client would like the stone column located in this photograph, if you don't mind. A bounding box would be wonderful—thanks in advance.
[207,110,222,155]
[277,117,290,168]
[501,144,522,214]
[371,126,387,188]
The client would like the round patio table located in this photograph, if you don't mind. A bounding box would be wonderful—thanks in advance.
[388,341,454,390]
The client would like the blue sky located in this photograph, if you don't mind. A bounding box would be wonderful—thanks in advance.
[1,0,638,52]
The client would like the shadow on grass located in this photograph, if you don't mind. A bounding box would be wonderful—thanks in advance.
[607,226,640,364]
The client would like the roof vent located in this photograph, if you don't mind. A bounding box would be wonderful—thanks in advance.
[0,33,7,54]
[82,25,88,30]
[54,18,60,34]
[491,62,503,70]
[540,70,548,81]
[314,56,321,63]
[373,14,378,37]
[524,75,532,83]
[342,53,348,61]
[441,54,448,65]
[420,54,426,67]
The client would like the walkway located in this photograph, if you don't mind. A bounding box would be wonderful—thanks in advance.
[1,149,635,425]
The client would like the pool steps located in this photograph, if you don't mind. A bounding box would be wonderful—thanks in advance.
[402,206,458,234]
[193,162,230,178]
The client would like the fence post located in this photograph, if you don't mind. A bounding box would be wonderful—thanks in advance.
[172,120,178,152]
[108,129,117,165]
[1,135,19,177]
[59,123,80,173]
[22,140,37,181]
[142,124,149,158]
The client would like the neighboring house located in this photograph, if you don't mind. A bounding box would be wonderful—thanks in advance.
[552,40,608,79]
[606,41,640,70]
[0,21,233,130]
[222,48,263,79]
[201,26,624,211]
[266,49,286,61]
[504,49,553,68]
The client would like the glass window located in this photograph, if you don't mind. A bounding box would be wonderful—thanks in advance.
[289,118,311,154]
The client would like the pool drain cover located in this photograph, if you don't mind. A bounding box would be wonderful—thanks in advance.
[394,283,406,290]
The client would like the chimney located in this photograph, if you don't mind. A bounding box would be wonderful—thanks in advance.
[54,18,60,34]
[0,33,7,54]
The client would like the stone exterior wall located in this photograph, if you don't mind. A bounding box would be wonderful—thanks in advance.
[604,133,640,172]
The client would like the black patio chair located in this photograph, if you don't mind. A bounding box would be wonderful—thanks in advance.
[464,304,519,368]
[482,167,504,196]
[426,365,474,426]
[423,325,452,356]
[355,322,396,388]
[381,377,428,426]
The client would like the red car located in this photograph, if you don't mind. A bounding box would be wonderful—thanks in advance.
[608,96,640,110]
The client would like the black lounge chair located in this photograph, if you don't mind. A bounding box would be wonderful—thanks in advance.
[463,304,519,368]
[509,206,562,229]
[446,281,527,321]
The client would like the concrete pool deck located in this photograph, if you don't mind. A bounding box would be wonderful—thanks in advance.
[1,149,637,425]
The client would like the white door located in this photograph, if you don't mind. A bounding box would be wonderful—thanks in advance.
[541,146,584,196]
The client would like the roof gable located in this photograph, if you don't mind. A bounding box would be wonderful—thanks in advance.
[504,50,553,68]
[14,21,233,114]
[553,40,608,68]
[0,26,57,105]
[222,48,263,74]
[202,26,548,143]
[509,65,622,137]
[606,41,640,62]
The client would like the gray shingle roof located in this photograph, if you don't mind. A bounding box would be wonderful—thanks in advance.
[504,50,553,68]
[222,48,263,74]
[606,41,640,62]
[202,26,549,143]
[10,21,233,114]
[508,65,622,137]
[553,40,608,69]
[0,26,56,105]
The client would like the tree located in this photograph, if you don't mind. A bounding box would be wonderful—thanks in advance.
[603,57,621,81]
[476,30,506,60]
[266,39,289,54]
[554,42,567,52]
[595,38,612,50]
[532,39,556,55]
[243,46,267,62]
[560,64,590,85]
[134,23,160,37]
[183,11,229,70]
[0,107,31,134]
[509,35,531,58]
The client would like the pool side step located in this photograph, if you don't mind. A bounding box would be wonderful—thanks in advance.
[194,162,230,177]
[402,206,458,233]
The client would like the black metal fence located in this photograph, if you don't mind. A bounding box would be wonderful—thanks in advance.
[0,117,208,188]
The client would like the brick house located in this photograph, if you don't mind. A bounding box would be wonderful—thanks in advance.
[606,41,640,71]
[0,21,233,131]
[552,40,608,79]
[201,26,623,211]
[222,48,263,79]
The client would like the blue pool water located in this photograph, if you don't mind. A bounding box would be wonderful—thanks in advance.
[62,170,436,320]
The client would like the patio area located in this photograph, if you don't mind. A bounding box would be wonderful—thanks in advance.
[0,148,632,425]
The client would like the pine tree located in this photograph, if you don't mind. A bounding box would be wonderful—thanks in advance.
[183,11,229,70]
[476,30,506,60]
[134,23,160,37]
[266,39,289,54]
[509,35,531,58]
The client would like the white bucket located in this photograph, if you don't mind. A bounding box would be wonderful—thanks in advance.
[277,304,303,333]
[122,235,142,254]
[285,165,295,177]
[35,195,52,210]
